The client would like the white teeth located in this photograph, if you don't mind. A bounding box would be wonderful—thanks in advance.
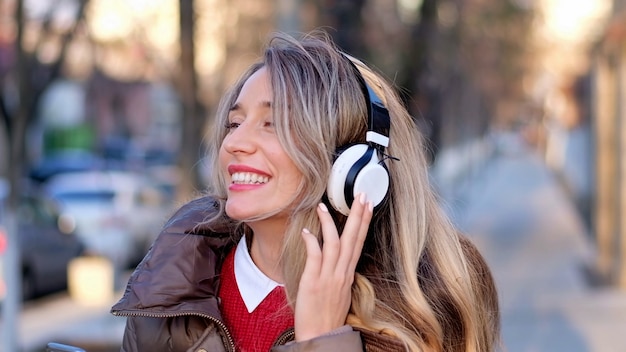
[231,172,269,184]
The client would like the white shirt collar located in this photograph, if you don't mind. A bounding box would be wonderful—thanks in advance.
[234,235,283,313]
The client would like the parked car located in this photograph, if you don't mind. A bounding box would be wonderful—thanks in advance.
[0,191,85,302]
[42,170,173,270]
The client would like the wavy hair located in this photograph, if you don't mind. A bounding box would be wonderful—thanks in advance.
[203,30,500,352]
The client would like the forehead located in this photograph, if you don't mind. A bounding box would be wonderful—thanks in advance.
[236,67,272,102]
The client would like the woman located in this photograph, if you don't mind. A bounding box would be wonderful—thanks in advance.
[111,31,500,352]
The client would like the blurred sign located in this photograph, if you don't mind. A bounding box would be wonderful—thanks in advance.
[68,256,114,306]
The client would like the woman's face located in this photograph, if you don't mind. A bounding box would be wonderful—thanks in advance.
[219,67,303,221]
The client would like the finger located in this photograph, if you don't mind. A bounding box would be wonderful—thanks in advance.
[348,199,373,270]
[317,202,341,273]
[337,193,373,271]
[300,228,323,281]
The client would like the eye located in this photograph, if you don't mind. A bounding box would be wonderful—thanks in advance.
[224,122,240,130]
[263,120,274,128]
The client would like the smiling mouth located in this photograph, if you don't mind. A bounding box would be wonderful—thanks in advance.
[231,172,269,184]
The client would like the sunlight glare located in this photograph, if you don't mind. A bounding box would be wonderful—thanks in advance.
[543,0,611,42]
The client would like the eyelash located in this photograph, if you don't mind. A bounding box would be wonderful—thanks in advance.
[224,122,239,130]
[224,121,274,130]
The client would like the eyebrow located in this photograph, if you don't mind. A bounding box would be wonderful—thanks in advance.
[229,101,272,112]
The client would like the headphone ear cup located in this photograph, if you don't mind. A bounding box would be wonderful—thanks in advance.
[327,144,389,216]
[353,154,389,207]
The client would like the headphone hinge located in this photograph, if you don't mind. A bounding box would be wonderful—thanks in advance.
[366,131,389,148]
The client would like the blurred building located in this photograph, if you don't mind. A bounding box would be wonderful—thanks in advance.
[589,0,626,289]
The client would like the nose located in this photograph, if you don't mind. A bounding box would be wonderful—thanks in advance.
[221,122,256,155]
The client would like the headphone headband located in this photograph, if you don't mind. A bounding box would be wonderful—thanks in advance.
[326,53,393,215]
[342,54,390,149]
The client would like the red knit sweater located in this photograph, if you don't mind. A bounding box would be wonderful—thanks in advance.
[219,247,294,352]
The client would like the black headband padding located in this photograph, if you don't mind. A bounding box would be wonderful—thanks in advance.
[343,57,390,140]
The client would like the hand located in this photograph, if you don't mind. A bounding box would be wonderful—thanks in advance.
[295,193,373,342]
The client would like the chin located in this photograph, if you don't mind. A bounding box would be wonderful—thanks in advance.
[224,202,255,221]
[224,207,246,221]
[225,201,290,222]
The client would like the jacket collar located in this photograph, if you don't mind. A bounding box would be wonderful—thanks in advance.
[111,196,238,320]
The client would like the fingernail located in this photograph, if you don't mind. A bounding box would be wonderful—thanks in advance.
[318,203,328,212]
[302,228,312,235]
[359,193,367,204]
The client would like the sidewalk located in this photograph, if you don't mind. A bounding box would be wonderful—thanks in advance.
[437,139,626,352]
[17,287,125,351]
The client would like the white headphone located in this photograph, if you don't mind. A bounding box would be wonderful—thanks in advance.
[326,59,392,216]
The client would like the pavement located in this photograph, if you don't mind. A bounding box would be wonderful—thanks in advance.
[17,291,125,352]
[435,130,626,352]
[6,130,626,352]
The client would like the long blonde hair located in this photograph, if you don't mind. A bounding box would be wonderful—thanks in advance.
[204,31,500,351]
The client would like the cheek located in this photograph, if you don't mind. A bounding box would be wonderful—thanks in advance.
[272,147,303,184]
[281,158,304,187]
[269,147,298,179]
[216,148,232,186]
[218,146,229,170]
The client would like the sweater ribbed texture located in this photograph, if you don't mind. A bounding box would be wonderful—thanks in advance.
[219,247,294,352]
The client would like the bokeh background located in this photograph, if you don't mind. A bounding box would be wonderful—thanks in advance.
[1,0,625,351]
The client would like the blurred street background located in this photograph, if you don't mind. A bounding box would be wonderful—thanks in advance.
[1,0,626,351]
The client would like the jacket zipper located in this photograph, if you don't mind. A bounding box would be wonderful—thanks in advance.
[112,310,236,352]
[273,328,295,347]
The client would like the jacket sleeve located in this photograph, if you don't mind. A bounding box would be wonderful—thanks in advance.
[120,316,140,352]
[120,316,175,352]
[271,330,364,352]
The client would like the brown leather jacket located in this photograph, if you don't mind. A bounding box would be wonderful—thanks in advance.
[111,196,404,352]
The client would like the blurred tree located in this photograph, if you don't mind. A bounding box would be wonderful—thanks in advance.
[313,0,367,53]
[396,0,441,162]
[176,0,203,200]
[303,0,535,162]
[402,0,535,158]
[1,0,88,202]
[420,0,534,149]
[0,1,88,350]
